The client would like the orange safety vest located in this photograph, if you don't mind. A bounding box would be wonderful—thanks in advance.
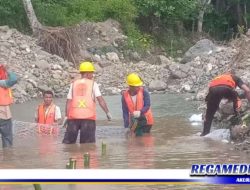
[0,87,13,106]
[68,78,96,120]
[37,103,56,124]
[209,74,236,89]
[123,87,154,126]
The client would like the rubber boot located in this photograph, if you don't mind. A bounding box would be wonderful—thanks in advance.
[200,121,211,136]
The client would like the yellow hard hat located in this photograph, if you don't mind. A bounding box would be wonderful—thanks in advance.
[79,61,95,72]
[126,73,143,86]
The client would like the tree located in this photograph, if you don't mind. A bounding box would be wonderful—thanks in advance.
[134,0,198,29]
[22,0,42,35]
[21,0,79,65]
[197,0,211,33]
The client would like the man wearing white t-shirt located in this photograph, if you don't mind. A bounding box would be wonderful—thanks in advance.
[63,61,112,144]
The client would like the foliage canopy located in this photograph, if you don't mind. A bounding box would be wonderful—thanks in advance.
[1,0,250,55]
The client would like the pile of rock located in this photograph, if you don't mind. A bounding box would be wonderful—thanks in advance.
[2,19,250,105]
[0,23,176,101]
[178,36,250,101]
[0,25,75,103]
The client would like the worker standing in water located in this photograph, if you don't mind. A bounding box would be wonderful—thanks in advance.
[0,59,18,148]
[121,73,154,136]
[35,90,62,135]
[63,61,112,144]
[35,90,62,125]
[201,71,250,136]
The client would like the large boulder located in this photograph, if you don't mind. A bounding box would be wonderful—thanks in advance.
[148,80,167,91]
[181,39,217,64]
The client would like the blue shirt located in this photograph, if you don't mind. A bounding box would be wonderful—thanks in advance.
[0,71,18,88]
[121,87,151,128]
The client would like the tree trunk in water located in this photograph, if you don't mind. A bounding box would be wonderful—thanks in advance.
[22,0,42,34]
[197,0,211,34]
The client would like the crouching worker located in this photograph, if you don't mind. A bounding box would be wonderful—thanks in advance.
[201,71,250,136]
[122,73,154,136]
[0,59,18,148]
[63,61,112,144]
[35,90,62,135]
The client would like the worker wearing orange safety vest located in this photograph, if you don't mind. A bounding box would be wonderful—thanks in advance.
[63,61,112,144]
[201,71,250,136]
[35,90,62,135]
[0,59,18,148]
[37,103,56,124]
[122,73,154,136]
[35,90,62,125]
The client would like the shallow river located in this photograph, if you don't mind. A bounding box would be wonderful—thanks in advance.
[0,94,249,190]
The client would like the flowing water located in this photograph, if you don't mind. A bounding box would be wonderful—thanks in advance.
[0,94,250,190]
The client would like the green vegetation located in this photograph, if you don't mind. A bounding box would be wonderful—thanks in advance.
[31,0,148,51]
[0,0,30,33]
[31,0,137,27]
[1,0,250,56]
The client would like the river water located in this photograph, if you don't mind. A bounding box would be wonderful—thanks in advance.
[0,94,249,190]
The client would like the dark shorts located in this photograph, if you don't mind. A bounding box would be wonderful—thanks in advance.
[0,119,13,148]
[62,119,96,144]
